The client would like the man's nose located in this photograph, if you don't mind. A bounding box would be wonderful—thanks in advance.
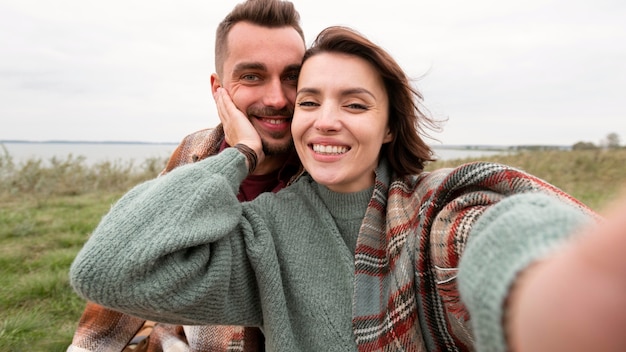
[262,78,289,109]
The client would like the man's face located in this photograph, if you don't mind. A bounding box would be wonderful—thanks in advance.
[212,22,305,156]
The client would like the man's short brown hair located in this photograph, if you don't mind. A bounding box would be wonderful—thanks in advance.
[215,0,305,77]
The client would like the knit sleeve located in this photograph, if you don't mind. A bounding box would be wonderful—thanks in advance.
[457,192,594,351]
[407,162,597,351]
[69,148,265,326]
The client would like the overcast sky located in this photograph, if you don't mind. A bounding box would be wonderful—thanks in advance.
[1,0,625,146]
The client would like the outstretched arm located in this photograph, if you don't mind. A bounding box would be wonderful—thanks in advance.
[508,194,626,352]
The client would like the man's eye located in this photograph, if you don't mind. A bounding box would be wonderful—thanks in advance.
[284,73,298,81]
[242,74,261,81]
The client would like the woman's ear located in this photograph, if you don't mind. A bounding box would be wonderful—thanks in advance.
[383,127,393,143]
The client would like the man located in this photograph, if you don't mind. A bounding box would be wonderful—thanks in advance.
[67,0,305,351]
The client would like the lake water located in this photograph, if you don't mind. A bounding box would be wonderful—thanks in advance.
[1,142,506,166]
[1,142,178,167]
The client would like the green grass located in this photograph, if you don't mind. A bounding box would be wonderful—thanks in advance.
[0,193,129,351]
[1,148,625,351]
[0,148,163,352]
[426,148,626,211]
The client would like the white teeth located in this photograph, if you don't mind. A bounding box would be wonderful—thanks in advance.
[312,144,349,155]
[264,118,283,125]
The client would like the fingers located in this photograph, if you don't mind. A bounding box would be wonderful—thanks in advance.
[213,87,240,144]
[213,88,261,151]
[214,87,237,124]
[574,190,626,279]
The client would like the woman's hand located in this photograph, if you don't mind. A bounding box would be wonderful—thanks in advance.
[214,87,264,164]
[508,194,626,352]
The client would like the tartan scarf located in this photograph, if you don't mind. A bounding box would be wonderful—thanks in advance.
[352,161,594,351]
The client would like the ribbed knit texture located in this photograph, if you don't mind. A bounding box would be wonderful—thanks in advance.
[69,126,294,352]
[72,148,360,351]
[70,148,597,351]
[314,183,373,254]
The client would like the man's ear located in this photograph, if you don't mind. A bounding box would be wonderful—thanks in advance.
[210,73,221,95]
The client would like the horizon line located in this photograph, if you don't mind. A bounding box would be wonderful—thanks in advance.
[1,139,574,149]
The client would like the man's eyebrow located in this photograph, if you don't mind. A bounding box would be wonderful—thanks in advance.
[232,62,266,73]
[232,62,300,76]
[282,64,301,74]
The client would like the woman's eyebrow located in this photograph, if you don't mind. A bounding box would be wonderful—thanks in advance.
[296,87,375,99]
[339,88,376,99]
[296,87,320,96]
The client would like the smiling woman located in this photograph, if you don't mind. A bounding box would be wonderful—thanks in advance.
[69,25,626,352]
[292,52,393,193]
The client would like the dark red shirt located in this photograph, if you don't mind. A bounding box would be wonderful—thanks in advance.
[218,139,300,201]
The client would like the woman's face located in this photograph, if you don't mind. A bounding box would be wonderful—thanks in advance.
[292,52,392,193]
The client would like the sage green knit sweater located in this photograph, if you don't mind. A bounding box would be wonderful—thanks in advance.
[70,148,592,351]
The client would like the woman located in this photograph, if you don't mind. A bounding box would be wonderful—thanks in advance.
[70,27,626,351]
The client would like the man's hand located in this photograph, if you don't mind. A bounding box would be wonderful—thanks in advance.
[214,87,264,163]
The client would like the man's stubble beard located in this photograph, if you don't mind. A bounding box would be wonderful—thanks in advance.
[261,137,294,157]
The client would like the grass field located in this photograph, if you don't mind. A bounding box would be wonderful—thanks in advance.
[1,148,625,351]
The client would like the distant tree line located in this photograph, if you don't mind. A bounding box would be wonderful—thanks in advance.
[507,145,570,151]
[572,132,622,150]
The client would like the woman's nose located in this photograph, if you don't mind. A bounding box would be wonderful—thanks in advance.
[313,106,341,132]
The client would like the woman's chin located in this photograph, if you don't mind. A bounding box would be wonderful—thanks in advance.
[309,172,342,188]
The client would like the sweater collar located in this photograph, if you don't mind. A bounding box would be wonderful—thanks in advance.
[312,157,391,220]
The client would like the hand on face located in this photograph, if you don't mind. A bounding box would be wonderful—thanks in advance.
[214,87,264,161]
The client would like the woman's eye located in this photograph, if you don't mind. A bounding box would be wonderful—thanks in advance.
[297,101,318,107]
[345,103,368,110]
